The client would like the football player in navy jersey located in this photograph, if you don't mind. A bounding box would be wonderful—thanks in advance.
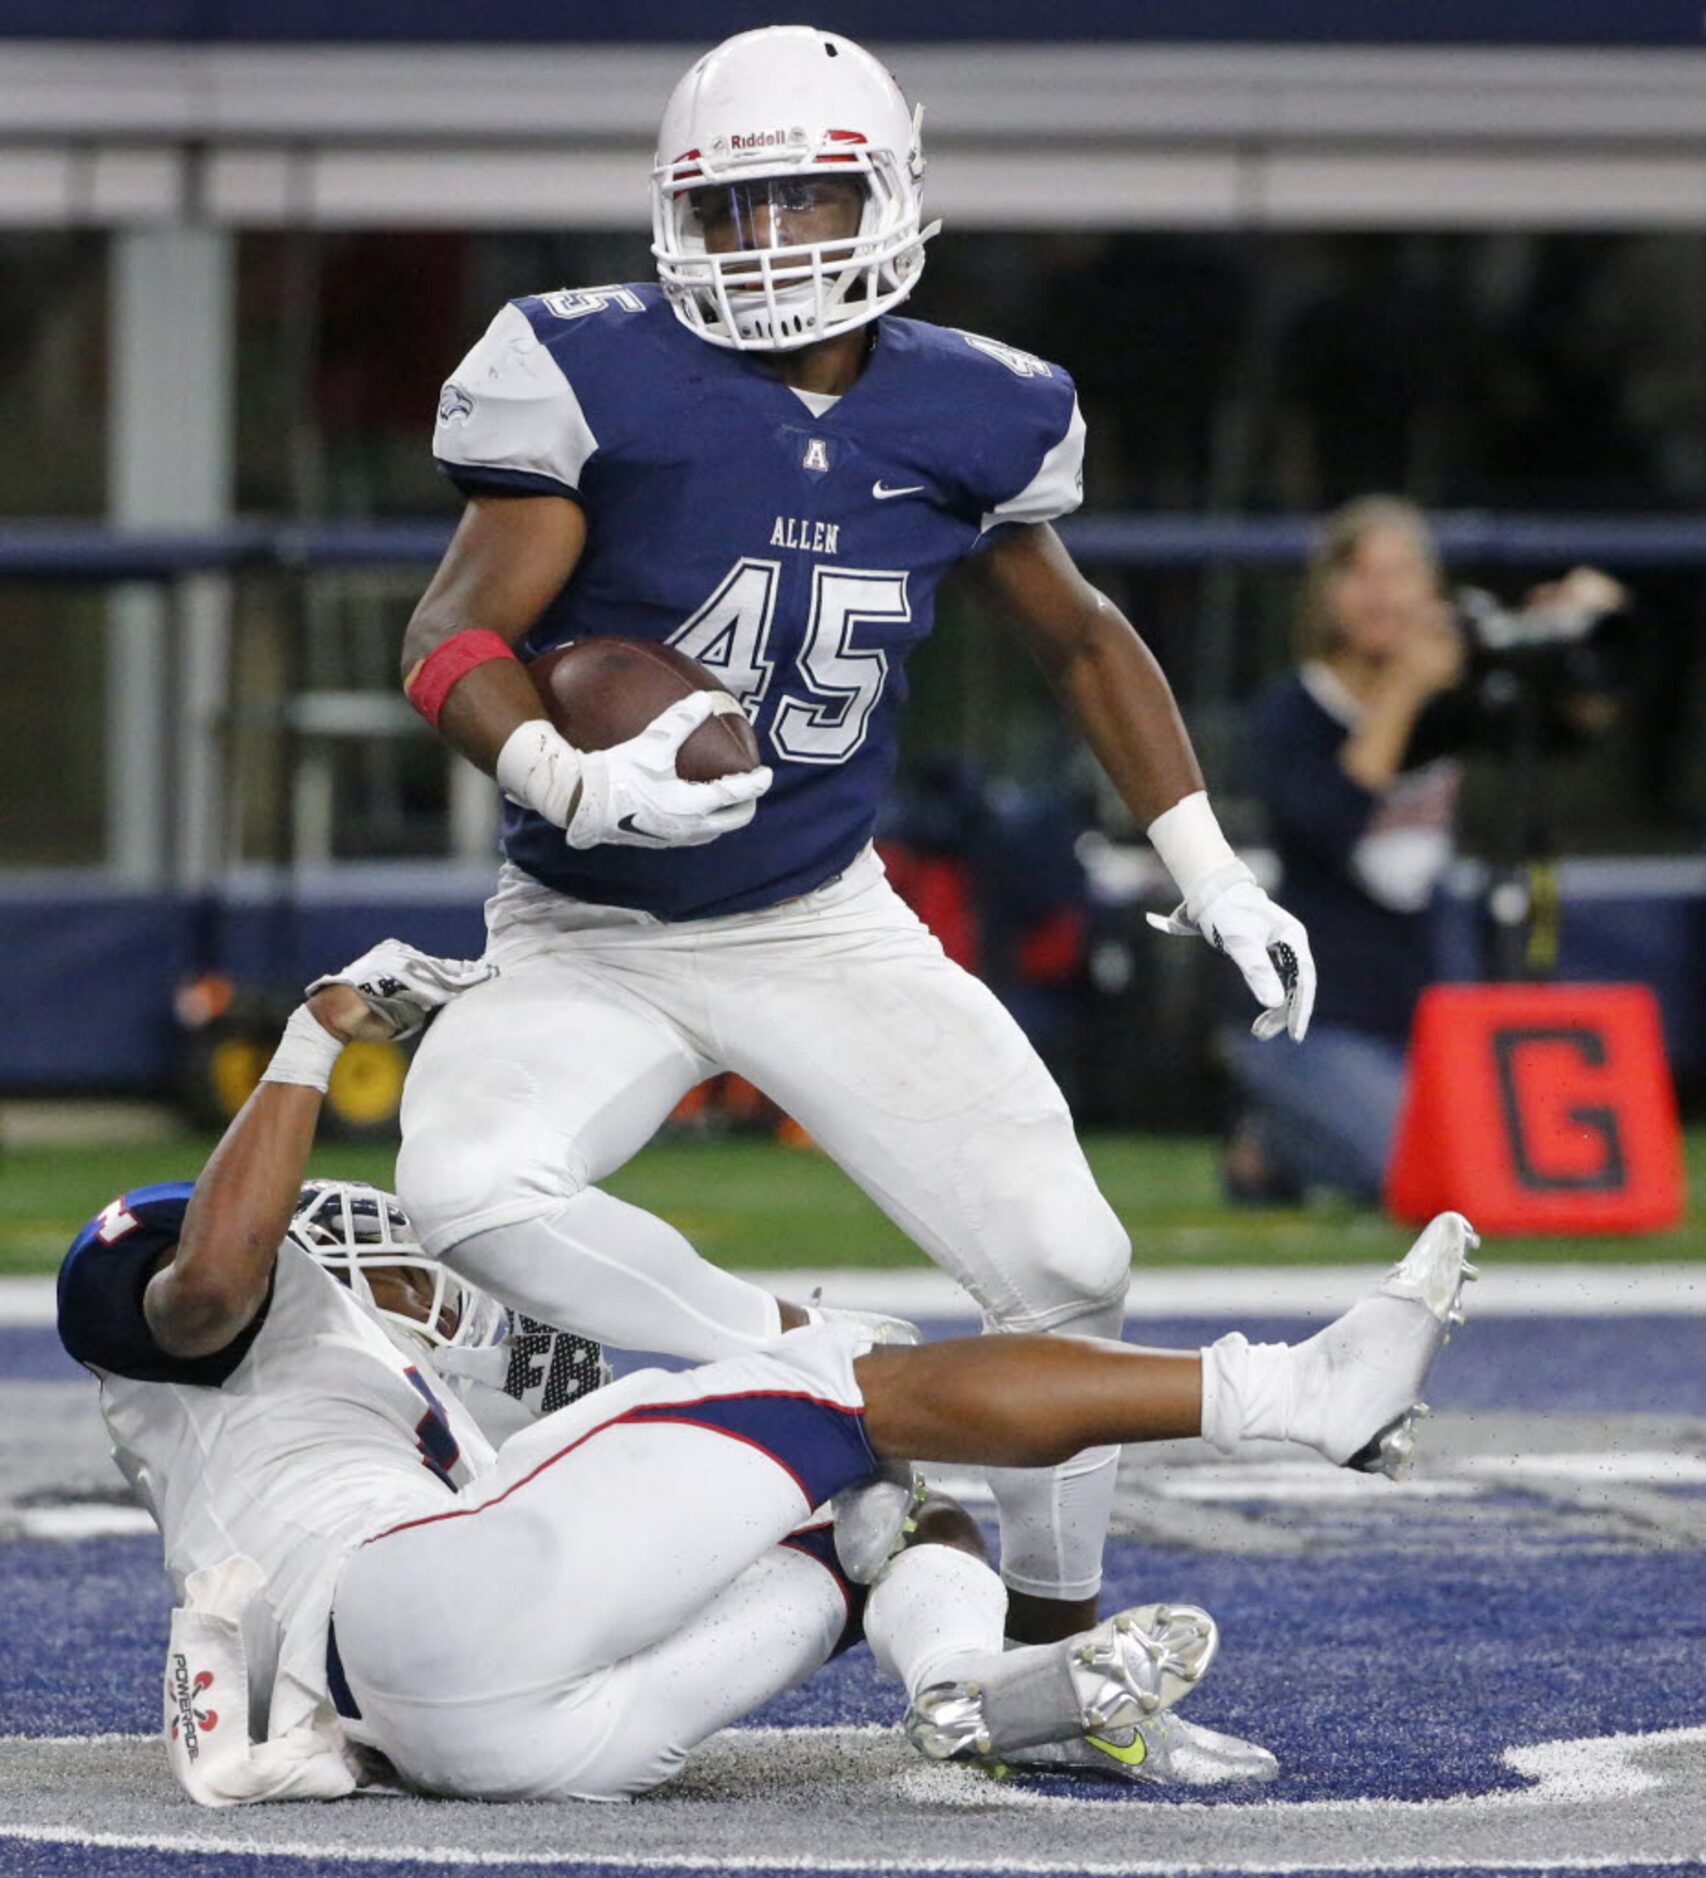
[395,24,1318,1688]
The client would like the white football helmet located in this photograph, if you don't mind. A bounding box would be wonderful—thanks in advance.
[287,1180,508,1361]
[651,25,938,351]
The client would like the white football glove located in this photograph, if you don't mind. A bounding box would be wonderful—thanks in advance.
[496,695,772,851]
[566,692,773,851]
[1147,861,1317,1042]
[304,939,497,1041]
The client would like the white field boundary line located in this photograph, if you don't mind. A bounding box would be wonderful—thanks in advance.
[8,1265,1706,1328]
[5,1726,1705,1859]
[4,1828,1702,1876]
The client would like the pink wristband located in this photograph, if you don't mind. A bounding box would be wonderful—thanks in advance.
[406,629,519,729]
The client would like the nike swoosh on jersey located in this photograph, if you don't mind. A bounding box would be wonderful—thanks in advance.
[871,481,926,500]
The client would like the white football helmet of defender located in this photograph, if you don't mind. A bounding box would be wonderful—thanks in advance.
[651,25,938,351]
[288,1180,508,1360]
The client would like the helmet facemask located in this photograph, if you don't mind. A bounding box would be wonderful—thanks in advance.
[287,1180,508,1362]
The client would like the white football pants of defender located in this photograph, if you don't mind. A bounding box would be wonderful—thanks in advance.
[398,845,1131,1601]
[330,1327,870,1800]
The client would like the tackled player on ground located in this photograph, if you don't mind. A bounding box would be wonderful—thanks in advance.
[57,940,1475,1805]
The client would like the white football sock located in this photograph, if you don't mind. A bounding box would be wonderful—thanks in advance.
[1203,1293,1434,1464]
[446,1187,783,1360]
[985,1442,1119,1604]
[864,1543,1008,1700]
[1198,1331,1298,1453]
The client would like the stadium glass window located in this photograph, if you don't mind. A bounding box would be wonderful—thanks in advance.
[0,234,108,867]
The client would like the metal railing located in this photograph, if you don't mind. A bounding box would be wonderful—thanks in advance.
[6,510,1706,578]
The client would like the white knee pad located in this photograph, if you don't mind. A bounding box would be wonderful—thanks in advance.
[983,1191,1132,1336]
[398,1056,580,1259]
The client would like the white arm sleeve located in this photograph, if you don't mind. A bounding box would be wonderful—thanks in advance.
[433,302,598,496]
[979,395,1087,534]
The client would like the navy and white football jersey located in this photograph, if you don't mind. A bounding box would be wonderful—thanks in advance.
[58,1184,493,1743]
[434,284,1085,920]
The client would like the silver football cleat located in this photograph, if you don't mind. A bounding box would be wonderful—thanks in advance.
[1287,1210,1478,1478]
[903,1603,1218,1763]
[829,1461,925,1584]
[990,1710,1279,1787]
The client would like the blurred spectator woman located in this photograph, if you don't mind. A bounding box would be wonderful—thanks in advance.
[1225,496,1466,1204]
[1227,497,1625,1204]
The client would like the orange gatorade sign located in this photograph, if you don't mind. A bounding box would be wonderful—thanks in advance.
[1385,983,1684,1233]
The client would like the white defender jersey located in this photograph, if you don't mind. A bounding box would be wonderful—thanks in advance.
[58,1183,494,1745]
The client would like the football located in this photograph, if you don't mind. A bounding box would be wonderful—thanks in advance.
[527,637,762,782]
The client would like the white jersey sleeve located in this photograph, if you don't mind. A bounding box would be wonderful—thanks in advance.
[434,302,598,500]
[980,394,1087,534]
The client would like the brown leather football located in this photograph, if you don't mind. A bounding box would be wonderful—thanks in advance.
[527,638,761,782]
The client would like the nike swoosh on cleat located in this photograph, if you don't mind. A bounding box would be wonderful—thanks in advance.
[1084,1731,1148,1769]
[872,481,926,500]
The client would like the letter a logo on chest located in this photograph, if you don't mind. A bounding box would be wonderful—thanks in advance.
[802,437,831,473]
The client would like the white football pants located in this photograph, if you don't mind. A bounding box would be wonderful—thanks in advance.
[398,846,1130,1600]
[330,1327,870,1800]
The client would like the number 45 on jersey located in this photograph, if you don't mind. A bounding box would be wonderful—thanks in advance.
[670,560,910,766]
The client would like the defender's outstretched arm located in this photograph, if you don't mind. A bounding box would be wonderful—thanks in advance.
[145,944,494,1359]
[143,989,370,1358]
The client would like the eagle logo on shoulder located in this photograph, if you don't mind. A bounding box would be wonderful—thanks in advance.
[438,382,474,424]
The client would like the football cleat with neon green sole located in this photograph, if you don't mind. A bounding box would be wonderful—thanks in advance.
[903,1603,1218,1763]
[987,1710,1279,1786]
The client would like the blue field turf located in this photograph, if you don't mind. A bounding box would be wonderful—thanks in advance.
[6,1301,1706,1876]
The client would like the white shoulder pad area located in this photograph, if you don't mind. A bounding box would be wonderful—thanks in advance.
[434,302,598,494]
[979,395,1087,534]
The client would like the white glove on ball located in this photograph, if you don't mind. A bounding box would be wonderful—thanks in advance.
[305,939,497,1041]
[1147,861,1317,1042]
[496,695,773,851]
[567,693,772,850]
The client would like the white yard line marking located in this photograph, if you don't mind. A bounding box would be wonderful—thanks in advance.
[0,1278,57,1326]
[1457,1449,1706,1484]
[6,1726,1706,1853]
[10,1506,156,1540]
[4,1816,1705,1875]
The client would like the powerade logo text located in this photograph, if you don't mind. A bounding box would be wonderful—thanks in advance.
[168,1654,218,1760]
